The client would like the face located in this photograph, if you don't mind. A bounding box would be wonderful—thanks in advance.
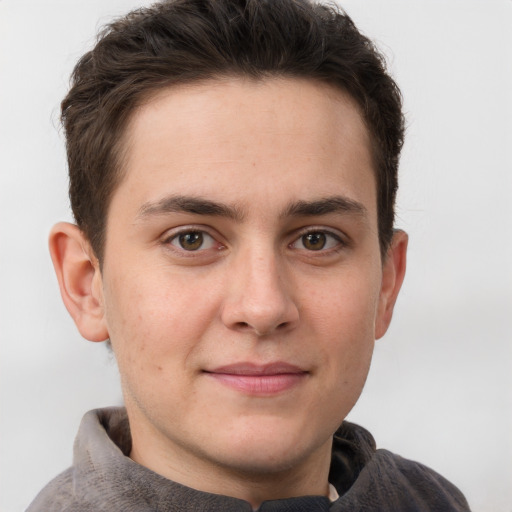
[94,78,397,491]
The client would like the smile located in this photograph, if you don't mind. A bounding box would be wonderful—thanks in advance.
[204,362,309,395]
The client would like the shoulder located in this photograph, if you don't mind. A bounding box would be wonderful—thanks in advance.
[371,449,470,510]
[26,407,129,512]
[330,422,471,511]
[26,467,84,512]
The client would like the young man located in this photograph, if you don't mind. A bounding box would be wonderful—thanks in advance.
[28,0,470,510]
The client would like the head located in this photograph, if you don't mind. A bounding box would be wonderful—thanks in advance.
[62,0,404,263]
[51,0,407,506]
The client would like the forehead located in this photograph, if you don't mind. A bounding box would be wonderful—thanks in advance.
[115,77,376,220]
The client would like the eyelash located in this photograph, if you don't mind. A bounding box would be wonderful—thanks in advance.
[290,227,347,254]
[162,226,224,255]
[161,226,348,255]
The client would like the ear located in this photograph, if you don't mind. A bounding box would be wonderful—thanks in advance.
[49,222,108,342]
[375,230,408,340]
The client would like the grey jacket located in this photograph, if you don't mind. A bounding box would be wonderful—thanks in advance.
[27,407,470,511]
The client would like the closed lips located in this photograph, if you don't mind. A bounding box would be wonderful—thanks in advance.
[204,363,308,394]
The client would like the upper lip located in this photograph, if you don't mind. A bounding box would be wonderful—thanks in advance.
[205,362,307,376]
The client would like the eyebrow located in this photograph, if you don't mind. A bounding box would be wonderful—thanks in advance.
[136,194,367,222]
[137,195,244,221]
[282,196,367,218]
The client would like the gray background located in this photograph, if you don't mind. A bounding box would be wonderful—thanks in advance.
[1,1,511,511]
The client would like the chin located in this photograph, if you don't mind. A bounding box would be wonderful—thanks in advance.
[208,417,332,475]
[214,444,308,476]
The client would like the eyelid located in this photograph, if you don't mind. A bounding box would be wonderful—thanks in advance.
[159,224,348,256]
[289,226,348,251]
[161,225,225,253]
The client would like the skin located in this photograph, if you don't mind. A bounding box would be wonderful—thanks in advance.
[50,77,407,508]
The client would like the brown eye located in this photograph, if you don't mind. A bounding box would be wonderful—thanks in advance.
[166,229,222,256]
[302,232,327,251]
[179,232,203,250]
[290,230,343,252]
[169,231,216,251]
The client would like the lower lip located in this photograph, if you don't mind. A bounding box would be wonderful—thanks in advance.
[206,372,307,395]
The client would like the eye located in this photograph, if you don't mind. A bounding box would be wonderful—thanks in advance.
[168,230,217,251]
[291,230,343,251]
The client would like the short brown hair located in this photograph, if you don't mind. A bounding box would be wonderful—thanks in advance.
[62,0,404,261]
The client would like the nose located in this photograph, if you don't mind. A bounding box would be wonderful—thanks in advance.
[221,249,299,337]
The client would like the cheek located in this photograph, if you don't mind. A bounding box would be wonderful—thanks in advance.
[311,270,380,337]
[102,268,221,369]
[308,271,380,381]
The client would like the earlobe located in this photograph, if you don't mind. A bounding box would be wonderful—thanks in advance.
[49,222,109,342]
[375,230,408,340]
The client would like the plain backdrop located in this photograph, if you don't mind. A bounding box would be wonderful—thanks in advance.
[1,1,511,511]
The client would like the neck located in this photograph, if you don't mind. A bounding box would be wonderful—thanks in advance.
[128,409,333,508]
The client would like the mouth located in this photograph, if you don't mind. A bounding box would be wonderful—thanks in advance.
[203,362,309,395]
